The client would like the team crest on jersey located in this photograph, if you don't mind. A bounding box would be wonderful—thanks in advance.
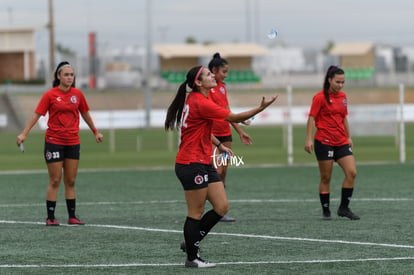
[220,86,225,94]
[71,96,77,104]
[194,175,204,185]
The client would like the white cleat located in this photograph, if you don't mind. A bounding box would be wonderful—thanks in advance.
[185,257,216,268]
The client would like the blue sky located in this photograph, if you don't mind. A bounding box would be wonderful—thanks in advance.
[1,0,413,55]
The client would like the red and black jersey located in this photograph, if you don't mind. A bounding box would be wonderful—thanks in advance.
[209,81,231,137]
[309,90,349,146]
[176,92,230,165]
[35,87,90,145]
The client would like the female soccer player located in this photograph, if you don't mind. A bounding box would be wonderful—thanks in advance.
[208,53,252,222]
[165,65,277,268]
[16,61,103,226]
[304,65,359,221]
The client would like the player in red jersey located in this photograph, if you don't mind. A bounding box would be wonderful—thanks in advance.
[305,65,359,221]
[165,65,277,268]
[16,61,103,226]
[208,53,252,222]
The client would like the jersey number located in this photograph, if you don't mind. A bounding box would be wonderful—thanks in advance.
[181,104,190,128]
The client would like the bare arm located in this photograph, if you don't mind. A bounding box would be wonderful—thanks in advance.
[81,111,103,143]
[343,117,353,148]
[225,95,278,123]
[231,122,252,145]
[16,113,42,146]
[212,135,233,156]
[304,115,315,154]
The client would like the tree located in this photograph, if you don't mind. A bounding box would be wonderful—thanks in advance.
[322,40,335,55]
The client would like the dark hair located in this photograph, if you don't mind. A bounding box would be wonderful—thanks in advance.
[165,65,204,130]
[208,52,228,72]
[53,61,76,88]
[323,65,344,104]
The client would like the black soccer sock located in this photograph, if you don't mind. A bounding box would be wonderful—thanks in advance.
[183,216,201,261]
[340,188,354,208]
[66,199,76,218]
[199,209,222,241]
[319,192,330,213]
[46,200,56,220]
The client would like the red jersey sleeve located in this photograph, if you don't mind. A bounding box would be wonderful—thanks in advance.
[35,91,52,116]
[309,92,324,118]
[77,91,90,114]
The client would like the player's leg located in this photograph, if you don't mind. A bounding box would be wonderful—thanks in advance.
[44,143,64,226]
[215,136,235,222]
[183,181,226,268]
[45,161,63,225]
[318,160,334,219]
[63,158,84,224]
[314,139,334,220]
[336,154,359,220]
[176,163,215,267]
[63,144,84,225]
[183,187,217,267]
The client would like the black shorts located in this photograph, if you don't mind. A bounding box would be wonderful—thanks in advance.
[314,139,353,161]
[215,135,232,143]
[175,163,221,191]
[44,142,80,163]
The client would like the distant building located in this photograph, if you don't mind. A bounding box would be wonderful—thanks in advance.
[153,43,267,84]
[330,42,376,68]
[0,27,36,82]
[329,42,376,80]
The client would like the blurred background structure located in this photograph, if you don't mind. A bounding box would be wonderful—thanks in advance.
[1,0,414,134]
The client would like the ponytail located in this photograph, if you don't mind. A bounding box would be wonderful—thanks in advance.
[164,65,204,130]
[323,65,344,104]
[165,81,188,130]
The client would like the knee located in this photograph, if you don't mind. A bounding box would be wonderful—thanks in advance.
[64,177,76,188]
[49,176,61,188]
[320,175,331,185]
[215,202,229,216]
[346,169,357,180]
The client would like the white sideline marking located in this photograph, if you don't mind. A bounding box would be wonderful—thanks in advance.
[1,257,414,268]
[0,197,412,208]
[1,220,414,269]
[1,220,414,249]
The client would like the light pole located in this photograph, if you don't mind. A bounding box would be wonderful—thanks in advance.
[144,0,153,128]
[48,0,55,79]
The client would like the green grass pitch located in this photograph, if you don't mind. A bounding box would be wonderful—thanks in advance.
[1,125,414,273]
[1,164,414,274]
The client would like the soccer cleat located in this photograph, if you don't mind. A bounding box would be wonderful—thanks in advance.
[46,218,60,226]
[219,215,236,222]
[322,210,332,220]
[185,257,216,268]
[68,217,85,225]
[337,207,360,220]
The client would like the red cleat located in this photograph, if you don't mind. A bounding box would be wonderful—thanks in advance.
[68,217,85,225]
[46,219,60,226]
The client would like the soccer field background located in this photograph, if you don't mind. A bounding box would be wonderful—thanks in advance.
[0,164,413,274]
[2,124,414,171]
